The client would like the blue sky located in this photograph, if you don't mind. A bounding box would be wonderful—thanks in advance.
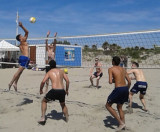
[0,0,160,39]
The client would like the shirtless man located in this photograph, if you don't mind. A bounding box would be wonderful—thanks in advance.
[45,31,57,93]
[89,58,103,88]
[127,62,148,111]
[106,56,131,131]
[38,60,69,125]
[8,22,30,91]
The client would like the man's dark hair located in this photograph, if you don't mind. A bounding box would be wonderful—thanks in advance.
[16,34,21,41]
[49,60,56,69]
[132,61,139,67]
[112,56,120,66]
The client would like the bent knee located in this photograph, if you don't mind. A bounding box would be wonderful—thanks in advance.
[139,95,144,100]
[60,102,65,106]
[105,103,111,109]
[42,98,48,103]
[117,104,123,109]
[97,78,100,81]
[90,76,93,79]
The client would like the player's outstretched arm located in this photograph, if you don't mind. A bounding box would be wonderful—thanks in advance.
[53,32,57,53]
[46,31,50,51]
[19,22,29,40]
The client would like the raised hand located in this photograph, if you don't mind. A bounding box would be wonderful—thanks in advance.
[47,31,50,37]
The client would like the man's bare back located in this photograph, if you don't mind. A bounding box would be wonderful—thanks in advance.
[47,69,65,89]
[108,66,129,88]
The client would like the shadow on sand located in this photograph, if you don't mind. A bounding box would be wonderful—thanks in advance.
[16,98,33,106]
[132,102,143,109]
[47,110,65,121]
[103,116,118,129]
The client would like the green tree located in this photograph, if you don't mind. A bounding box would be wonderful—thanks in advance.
[84,45,89,50]
[140,47,145,50]
[134,46,139,50]
[63,40,70,45]
[92,44,97,50]
[102,41,109,51]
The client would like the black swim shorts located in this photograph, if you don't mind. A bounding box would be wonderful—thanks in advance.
[45,89,66,103]
[93,72,103,78]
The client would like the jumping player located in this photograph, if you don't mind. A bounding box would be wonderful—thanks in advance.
[127,61,148,112]
[38,60,69,125]
[44,31,57,93]
[106,56,131,131]
[8,22,30,91]
[89,58,103,88]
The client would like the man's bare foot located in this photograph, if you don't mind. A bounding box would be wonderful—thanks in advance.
[38,117,46,125]
[127,106,133,114]
[96,86,101,89]
[89,85,94,88]
[65,115,69,123]
[116,124,126,131]
[142,108,148,112]
[13,84,17,92]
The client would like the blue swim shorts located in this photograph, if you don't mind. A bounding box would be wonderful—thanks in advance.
[130,81,148,95]
[107,86,129,104]
[18,56,30,68]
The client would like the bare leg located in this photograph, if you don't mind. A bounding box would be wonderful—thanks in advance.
[139,94,147,111]
[96,77,100,88]
[44,79,49,94]
[117,104,125,123]
[38,98,47,125]
[90,76,94,86]
[60,102,69,122]
[41,98,47,120]
[129,92,134,107]
[89,75,96,87]
[127,92,134,113]
[9,67,24,91]
[13,69,24,91]
[106,103,125,128]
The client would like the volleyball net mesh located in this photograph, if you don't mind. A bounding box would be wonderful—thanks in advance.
[0,29,160,69]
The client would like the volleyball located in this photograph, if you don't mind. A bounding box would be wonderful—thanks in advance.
[64,68,68,74]
[29,17,36,23]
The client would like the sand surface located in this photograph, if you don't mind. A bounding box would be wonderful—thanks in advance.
[0,68,160,132]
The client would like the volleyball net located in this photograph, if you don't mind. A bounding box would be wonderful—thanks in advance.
[0,29,160,69]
